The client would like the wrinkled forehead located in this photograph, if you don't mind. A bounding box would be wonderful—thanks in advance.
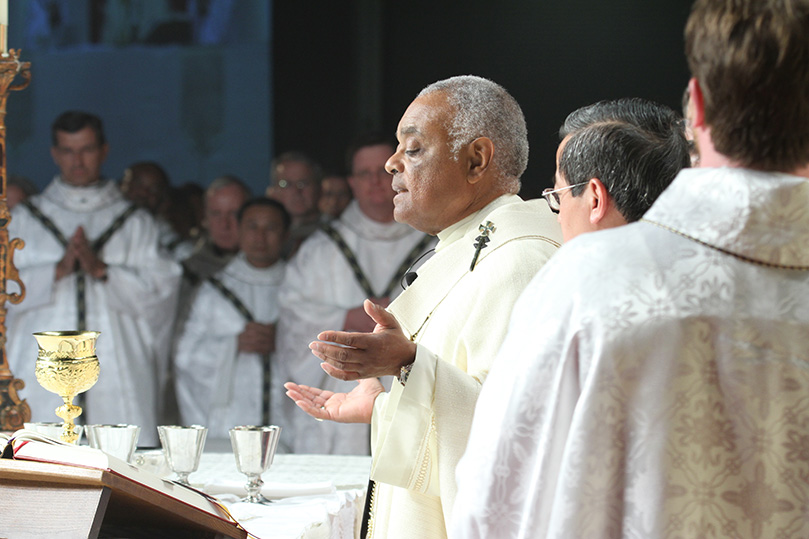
[396,92,451,139]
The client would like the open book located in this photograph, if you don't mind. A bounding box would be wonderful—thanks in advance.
[0,429,240,527]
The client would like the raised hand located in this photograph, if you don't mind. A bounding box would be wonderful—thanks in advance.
[284,378,384,424]
[309,299,416,381]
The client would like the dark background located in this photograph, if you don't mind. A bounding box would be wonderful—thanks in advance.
[7,1,692,199]
[273,0,692,200]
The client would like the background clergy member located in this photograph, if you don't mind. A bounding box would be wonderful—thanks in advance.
[285,75,562,539]
[276,132,434,455]
[452,0,809,537]
[8,111,181,446]
[174,197,289,445]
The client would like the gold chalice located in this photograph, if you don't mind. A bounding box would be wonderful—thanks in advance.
[33,331,100,444]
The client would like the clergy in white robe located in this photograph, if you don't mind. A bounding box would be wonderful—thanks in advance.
[285,76,562,539]
[277,199,432,454]
[174,252,285,442]
[8,177,180,446]
[454,168,809,538]
[454,3,809,534]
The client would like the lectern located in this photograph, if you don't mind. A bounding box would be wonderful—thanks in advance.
[0,459,247,538]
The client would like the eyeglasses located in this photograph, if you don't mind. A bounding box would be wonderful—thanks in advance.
[541,182,587,213]
[276,179,314,190]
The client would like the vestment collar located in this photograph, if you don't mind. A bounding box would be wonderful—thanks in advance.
[435,194,520,252]
[339,200,418,241]
[643,167,809,268]
[222,252,285,286]
[40,176,123,213]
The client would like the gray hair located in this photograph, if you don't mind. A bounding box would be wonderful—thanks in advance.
[418,75,527,193]
[206,174,251,200]
[269,151,323,187]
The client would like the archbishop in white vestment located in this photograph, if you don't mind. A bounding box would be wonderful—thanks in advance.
[8,177,181,446]
[277,200,432,454]
[453,168,809,538]
[366,194,562,538]
[174,252,285,442]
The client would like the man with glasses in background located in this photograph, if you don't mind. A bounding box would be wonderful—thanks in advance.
[266,151,323,257]
[276,132,434,454]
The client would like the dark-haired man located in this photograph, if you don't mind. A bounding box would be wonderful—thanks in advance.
[454,1,809,536]
[8,111,180,445]
[544,97,690,241]
[175,198,289,445]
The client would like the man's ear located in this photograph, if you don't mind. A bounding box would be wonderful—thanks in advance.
[588,178,610,225]
[466,137,494,184]
[688,77,705,129]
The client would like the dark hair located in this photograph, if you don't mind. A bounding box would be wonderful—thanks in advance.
[51,111,106,147]
[124,161,170,188]
[685,0,809,170]
[558,98,691,222]
[237,197,292,231]
[344,132,395,174]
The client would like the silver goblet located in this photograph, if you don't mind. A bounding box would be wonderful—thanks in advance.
[157,425,207,486]
[229,425,281,504]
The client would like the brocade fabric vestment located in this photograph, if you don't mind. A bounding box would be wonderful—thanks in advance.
[277,201,434,454]
[174,253,285,442]
[453,167,809,539]
[366,195,562,539]
[8,177,181,446]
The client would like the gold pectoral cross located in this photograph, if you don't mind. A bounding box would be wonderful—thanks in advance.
[470,220,495,271]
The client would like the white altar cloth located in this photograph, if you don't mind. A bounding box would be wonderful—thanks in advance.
[191,453,370,539]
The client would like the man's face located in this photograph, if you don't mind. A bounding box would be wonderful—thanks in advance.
[348,144,395,220]
[554,136,591,243]
[238,204,287,268]
[266,161,319,220]
[51,127,108,187]
[318,175,352,218]
[121,171,166,214]
[385,92,470,235]
[204,183,248,251]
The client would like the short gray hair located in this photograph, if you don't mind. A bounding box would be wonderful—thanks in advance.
[418,75,528,193]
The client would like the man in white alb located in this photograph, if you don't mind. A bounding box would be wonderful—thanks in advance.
[8,111,180,446]
[175,198,288,445]
[276,133,434,455]
[452,1,809,537]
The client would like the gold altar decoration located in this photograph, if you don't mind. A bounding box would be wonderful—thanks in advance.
[0,49,31,431]
[33,331,100,444]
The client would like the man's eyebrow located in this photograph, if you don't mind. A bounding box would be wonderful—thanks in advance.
[397,126,420,137]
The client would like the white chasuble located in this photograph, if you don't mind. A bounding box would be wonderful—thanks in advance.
[8,177,181,446]
[277,201,434,454]
[453,168,809,539]
[174,254,285,443]
[367,195,562,539]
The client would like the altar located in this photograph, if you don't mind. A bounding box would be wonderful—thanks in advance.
[0,448,370,539]
[193,452,370,539]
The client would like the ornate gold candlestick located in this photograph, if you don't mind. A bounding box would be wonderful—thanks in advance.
[33,331,100,444]
[0,49,30,431]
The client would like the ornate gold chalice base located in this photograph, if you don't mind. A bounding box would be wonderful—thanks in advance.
[33,331,100,444]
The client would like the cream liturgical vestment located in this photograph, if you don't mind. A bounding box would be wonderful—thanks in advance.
[7,178,181,446]
[367,194,562,539]
[277,201,433,455]
[174,253,285,442]
[453,168,809,539]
